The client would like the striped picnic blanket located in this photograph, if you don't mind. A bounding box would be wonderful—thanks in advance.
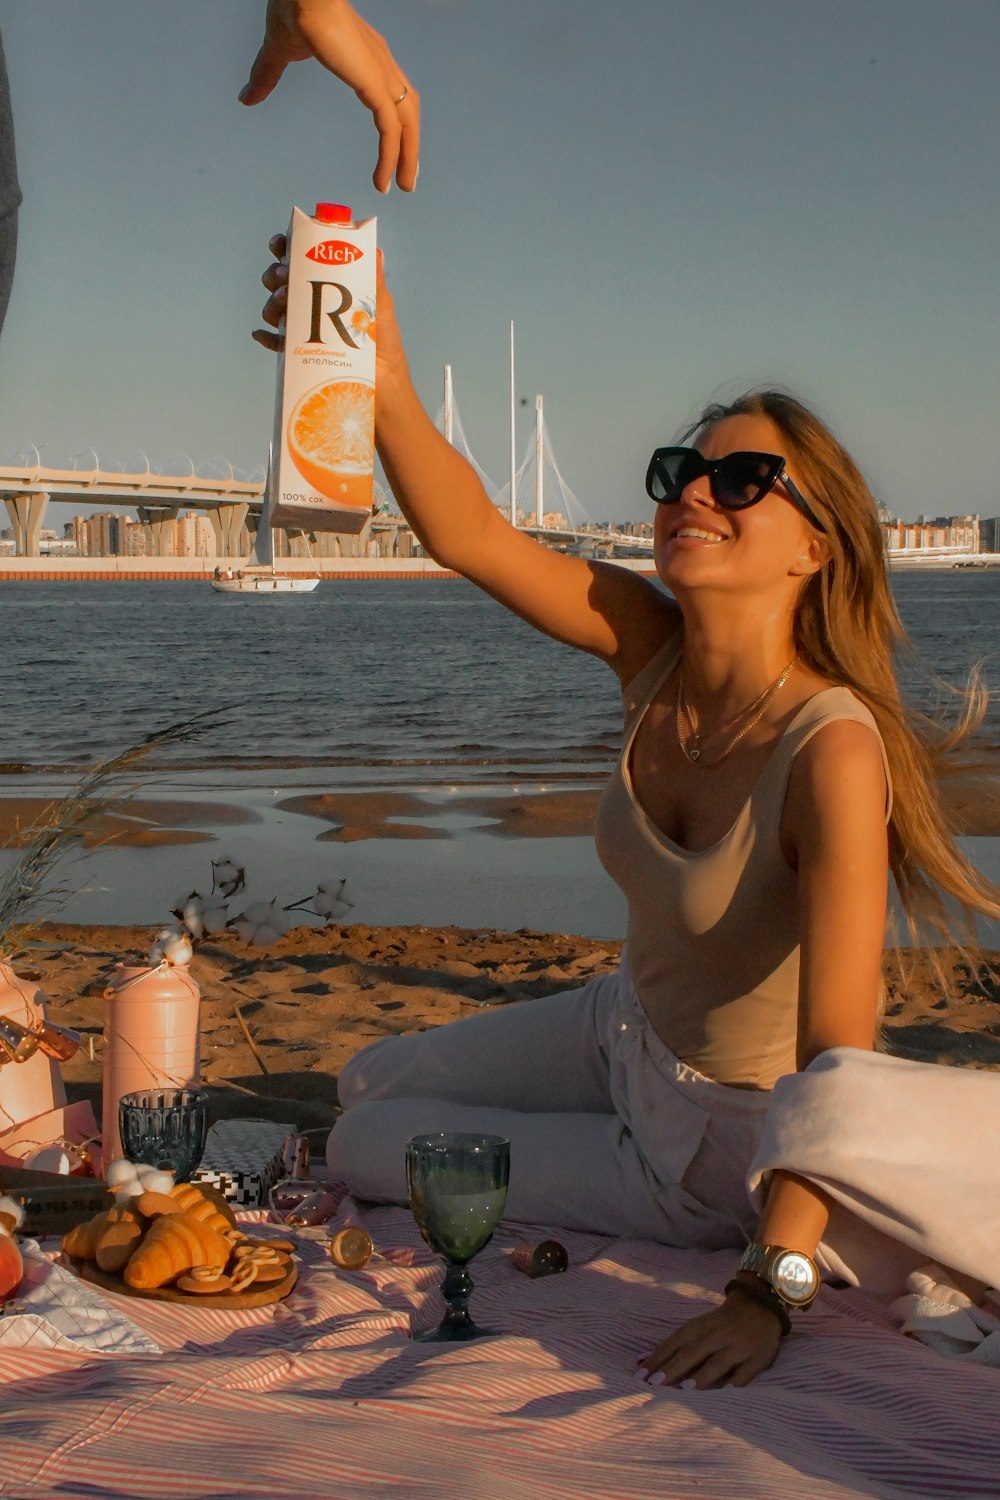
[1,1198,998,1500]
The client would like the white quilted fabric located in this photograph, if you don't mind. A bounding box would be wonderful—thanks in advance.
[0,1241,160,1355]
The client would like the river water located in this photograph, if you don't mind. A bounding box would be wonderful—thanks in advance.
[0,571,998,937]
[1,571,998,778]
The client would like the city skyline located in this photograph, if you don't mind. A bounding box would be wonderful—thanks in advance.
[1,2,999,524]
[2,503,993,567]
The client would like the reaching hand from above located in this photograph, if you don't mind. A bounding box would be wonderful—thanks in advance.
[240,0,419,193]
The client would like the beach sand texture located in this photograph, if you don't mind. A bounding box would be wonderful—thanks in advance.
[18,922,998,1144]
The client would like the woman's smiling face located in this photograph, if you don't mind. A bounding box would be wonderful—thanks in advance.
[653,413,821,597]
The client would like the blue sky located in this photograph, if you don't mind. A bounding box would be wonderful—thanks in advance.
[1,0,999,524]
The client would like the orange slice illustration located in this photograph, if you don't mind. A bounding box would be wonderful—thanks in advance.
[287,379,375,510]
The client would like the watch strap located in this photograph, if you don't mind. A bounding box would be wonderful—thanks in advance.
[724,1276,791,1336]
[738,1242,773,1279]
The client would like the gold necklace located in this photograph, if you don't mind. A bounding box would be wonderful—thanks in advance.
[677,659,797,766]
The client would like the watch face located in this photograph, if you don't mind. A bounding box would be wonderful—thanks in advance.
[772,1251,818,1306]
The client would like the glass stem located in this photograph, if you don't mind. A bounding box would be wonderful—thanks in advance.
[440,1260,475,1328]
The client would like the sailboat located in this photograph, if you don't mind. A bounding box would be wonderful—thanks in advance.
[210,449,320,595]
[210,564,319,595]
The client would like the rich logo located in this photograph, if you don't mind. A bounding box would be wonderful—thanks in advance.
[306,240,363,265]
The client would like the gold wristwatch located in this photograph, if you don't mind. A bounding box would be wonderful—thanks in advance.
[737,1242,820,1310]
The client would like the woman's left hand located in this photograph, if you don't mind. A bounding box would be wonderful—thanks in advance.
[638,1293,784,1390]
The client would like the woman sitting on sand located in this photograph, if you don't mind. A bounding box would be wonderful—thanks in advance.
[258,248,1000,1388]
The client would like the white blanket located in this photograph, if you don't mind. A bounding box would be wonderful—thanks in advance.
[747,1046,1000,1359]
[892,1263,1000,1366]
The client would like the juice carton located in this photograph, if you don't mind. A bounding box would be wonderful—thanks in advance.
[270,203,377,535]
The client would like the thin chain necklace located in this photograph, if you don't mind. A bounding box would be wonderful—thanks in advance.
[676,659,797,767]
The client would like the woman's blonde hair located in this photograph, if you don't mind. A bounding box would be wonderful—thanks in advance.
[692,389,1000,996]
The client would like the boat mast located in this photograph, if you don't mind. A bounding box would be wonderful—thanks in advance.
[255,443,275,567]
[509,321,517,527]
[443,363,454,444]
[535,394,544,528]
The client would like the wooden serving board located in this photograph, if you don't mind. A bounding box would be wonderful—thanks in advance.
[79,1259,298,1310]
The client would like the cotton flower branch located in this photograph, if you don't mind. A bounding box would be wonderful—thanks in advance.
[228,898,289,947]
[155,863,352,960]
[211,857,246,900]
[284,878,354,924]
[171,890,230,940]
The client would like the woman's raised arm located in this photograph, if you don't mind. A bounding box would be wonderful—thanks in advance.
[256,244,677,679]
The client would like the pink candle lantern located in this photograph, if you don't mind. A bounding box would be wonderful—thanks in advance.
[0,961,67,1138]
[101,960,201,1169]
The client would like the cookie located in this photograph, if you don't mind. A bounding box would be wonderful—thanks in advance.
[176,1271,234,1295]
[239,1236,296,1255]
[245,1257,290,1285]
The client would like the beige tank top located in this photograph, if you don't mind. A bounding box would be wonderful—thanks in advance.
[594,635,892,1090]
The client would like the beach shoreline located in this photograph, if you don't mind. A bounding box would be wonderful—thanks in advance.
[2,764,1000,846]
[3,772,1000,939]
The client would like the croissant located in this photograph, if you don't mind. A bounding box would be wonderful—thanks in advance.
[95,1216,145,1274]
[170,1181,237,1234]
[133,1190,184,1220]
[63,1203,144,1262]
[124,1210,229,1290]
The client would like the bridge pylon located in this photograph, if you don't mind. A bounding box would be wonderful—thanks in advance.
[137,505,174,556]
[208,502,251,558]
[4,492,48,556]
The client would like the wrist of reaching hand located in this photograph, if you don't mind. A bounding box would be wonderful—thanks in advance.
[723,1276,792,1337]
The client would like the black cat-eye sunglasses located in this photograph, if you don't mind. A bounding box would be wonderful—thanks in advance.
[645,447,825,532]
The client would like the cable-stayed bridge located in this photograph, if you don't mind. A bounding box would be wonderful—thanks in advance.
[417,367,654,560]
[0,350,653,560]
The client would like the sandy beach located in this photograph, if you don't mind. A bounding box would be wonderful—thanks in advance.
[3,766,999,1139]
[12,920,994,1150]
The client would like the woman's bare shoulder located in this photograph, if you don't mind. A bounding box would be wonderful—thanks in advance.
[785,717,889,837]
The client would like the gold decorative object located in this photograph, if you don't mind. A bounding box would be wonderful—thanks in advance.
[0,1016,41,1066]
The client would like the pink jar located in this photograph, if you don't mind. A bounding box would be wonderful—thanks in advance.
[101,961,201,1168]
[0,961,67,1136]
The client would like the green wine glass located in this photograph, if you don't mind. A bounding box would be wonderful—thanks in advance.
[406,1132,510,1342]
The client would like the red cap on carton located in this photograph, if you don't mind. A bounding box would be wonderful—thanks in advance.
[315,203,352,225]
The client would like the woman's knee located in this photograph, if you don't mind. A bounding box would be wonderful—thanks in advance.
[337,1033,406,1111]
[325,1098,408,1202]
[327,1098,372,1179]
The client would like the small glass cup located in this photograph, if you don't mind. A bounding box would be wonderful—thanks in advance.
[268,1176,325,1221]
[118,1088,209,1182]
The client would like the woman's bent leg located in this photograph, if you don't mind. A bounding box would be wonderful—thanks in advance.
[337,969,619,1115]
[330,1094,690,1240]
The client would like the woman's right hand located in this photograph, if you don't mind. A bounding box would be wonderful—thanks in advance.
[252,237,410,400]
[251,233,290,355]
